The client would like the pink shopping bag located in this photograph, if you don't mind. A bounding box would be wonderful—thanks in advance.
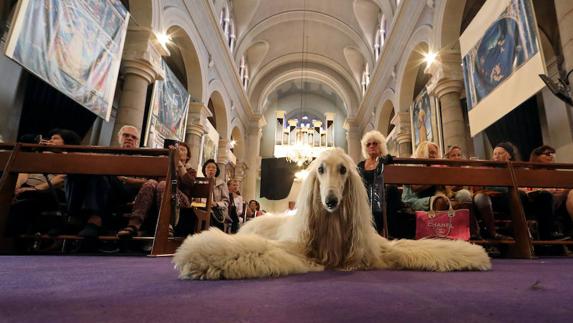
[415,197,470,240]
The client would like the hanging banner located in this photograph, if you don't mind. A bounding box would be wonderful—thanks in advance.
[410,87,442,153]
[144,61,190,148]
[5,0,129,121]
[460,0,545,136]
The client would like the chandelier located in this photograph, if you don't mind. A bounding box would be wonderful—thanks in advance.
[285,0,312,167]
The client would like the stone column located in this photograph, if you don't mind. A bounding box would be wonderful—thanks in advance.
[112,28,167,146]
[425,47,470,154]
[344,119,362,163]
[185,102,212,170]
[217,138,229,180]
[395,111,412,157]
[243,115,266,201]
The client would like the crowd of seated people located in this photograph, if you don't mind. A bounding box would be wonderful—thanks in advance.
[5,125,573,256]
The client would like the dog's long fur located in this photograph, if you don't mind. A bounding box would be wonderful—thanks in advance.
[173,148,491,280]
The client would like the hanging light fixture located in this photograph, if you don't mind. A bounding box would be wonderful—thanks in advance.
[284,0,315,167]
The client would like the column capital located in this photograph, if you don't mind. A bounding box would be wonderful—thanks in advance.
[217,138,230,164]
[425,47,464,98]
[343,118,361,132]
[248,114,266,135]
[186,124,206,137]
[121,27,168,83]
[187,102,212,129]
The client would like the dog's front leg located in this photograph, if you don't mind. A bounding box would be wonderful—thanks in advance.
[173,229,323,280]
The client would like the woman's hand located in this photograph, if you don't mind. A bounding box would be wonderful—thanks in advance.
[15,186,37,196]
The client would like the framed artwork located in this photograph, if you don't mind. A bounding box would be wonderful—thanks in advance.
[144,60,190,148]
[410,87,443,154]
[4,0,129,121]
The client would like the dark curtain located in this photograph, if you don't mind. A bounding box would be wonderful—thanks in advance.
[17,72,96,140]
[260,158,299,200]
[485,95,543,161]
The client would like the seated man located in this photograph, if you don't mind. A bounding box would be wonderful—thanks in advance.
[64,125,146,237]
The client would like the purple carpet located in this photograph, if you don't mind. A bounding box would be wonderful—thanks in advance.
[1,256,573,322]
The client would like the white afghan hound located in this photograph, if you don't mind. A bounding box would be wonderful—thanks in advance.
[173,148,491,280]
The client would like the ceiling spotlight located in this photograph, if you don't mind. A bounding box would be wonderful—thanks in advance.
[156,32,171,47]
[424,51,437,66]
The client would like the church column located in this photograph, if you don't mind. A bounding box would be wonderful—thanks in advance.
[217,138,229,180]
[243,115,266,201]
[395,111,412,157]
[426,47,470,154]
[185,102,211,170]
[344,119,362,163]
[112,28,167,146]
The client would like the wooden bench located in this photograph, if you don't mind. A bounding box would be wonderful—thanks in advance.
[510,161,573,246]
[0,143,182,256]
[383,158,532,258]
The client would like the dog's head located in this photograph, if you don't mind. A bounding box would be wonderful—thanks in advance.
[312,148,352,212]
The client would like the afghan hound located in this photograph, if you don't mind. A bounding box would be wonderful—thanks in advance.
[173,148,491,280]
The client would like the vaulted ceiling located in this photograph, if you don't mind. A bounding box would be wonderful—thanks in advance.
[228,0,396,117]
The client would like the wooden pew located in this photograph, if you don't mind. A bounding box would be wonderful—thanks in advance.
[510,161,573,246]
[383,158,532,258]
[0,143,179,256]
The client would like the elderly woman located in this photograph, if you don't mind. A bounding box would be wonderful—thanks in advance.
[357,130,402,235]
[202,159,230,231]
[472,142,520,240]
[227,179,244,233]
[401,141,449,212]
[527,145,571,239]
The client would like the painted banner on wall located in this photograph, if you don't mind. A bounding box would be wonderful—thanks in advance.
[410,87,442,153]
[460,0,545,136]
[144,61,190,148]
[5,0,129,121]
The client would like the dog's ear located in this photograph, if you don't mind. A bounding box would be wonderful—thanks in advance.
[295,161,321,218]
[342,155,374,229]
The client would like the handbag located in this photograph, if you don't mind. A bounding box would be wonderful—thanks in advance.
[415,195,470,240]
[211,206,226,224]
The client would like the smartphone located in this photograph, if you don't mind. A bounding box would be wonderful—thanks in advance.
[163,139,178,149]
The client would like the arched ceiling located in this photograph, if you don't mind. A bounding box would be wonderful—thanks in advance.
[230,0,394,117]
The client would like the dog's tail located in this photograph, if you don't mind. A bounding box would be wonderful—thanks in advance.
[380,238,491,271]
[173,228,322,280]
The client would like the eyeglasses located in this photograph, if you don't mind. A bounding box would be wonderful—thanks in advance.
[366,142,378,147]
[541,152,555,157]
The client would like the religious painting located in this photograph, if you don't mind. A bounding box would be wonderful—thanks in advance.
[144,61,190,148]
[462,0,539,110]
[198,120,219,175]
[460,0,545,136]
[4,0,129,121]
[410,88,433,150]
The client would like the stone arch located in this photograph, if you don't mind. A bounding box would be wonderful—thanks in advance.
[230,125,246,162]
[376,96,396,136]
[206,86,230,140]
[162,8,207,101]
[433,0,467,49]
[127,0,158,30]
[395,25,432,113]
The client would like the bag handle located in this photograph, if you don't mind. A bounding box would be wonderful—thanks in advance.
[428,193,455,217]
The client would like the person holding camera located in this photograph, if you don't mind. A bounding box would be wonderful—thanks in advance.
[117,141,196,238]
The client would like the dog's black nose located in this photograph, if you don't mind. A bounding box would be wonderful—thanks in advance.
[325,196,338,209]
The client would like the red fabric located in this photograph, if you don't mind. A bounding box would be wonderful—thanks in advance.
[415,209,470,240]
